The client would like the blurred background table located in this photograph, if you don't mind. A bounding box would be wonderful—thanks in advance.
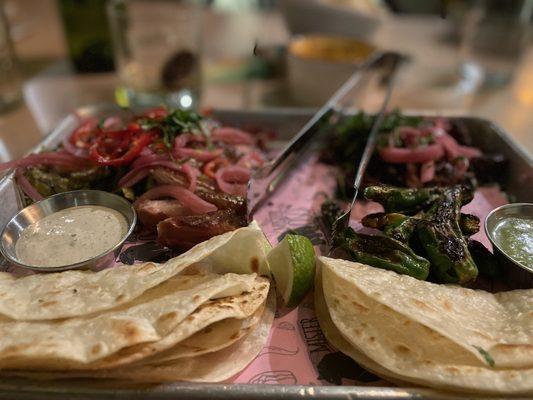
[0,0,531,163]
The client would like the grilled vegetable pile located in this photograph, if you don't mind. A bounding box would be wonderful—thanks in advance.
[321,184,501,285]
[321,111,508,198]
[0,107,269,250]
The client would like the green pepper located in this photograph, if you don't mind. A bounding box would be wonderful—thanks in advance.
[363,185,442,213]
[416,186,478,284]
[337,230,430,280]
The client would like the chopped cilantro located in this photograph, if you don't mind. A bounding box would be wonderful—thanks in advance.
[473,346,495,367]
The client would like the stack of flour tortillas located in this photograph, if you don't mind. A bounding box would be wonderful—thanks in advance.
[0,222,274,382]
[316,256,533,395]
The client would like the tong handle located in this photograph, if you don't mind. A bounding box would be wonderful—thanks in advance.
[260,51,387,178]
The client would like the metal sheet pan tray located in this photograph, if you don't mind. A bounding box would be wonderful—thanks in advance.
[0,105,531,400]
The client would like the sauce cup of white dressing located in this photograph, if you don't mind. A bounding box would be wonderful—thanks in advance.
[0,190,136,272]
[485,203,533,289]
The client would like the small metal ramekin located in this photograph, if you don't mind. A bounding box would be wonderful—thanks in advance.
[485,203,533,289]
[0,190,136,272]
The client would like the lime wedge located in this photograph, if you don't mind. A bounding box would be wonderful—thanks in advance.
[267,234,316,308]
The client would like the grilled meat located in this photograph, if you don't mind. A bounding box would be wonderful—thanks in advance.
[157,209,246,250]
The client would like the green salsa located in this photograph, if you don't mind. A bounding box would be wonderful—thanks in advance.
[493,217,533,267]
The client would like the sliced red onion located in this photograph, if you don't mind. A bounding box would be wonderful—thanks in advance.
[398,126,421,147]
[173,133,206,150]
[458,145,482,159]
[118,168,150,188]
[181,162,199,192]
[15,168,43,201]
[434,132,481,160]
[135,185,217,214]
[0,152,89,171]
[237,151,265,169]
[118,160,182,187]
[62,135,89,158]
[215,166,250,197]
[435,133,461,160]
[175,147,223,162]
[212,127,254,145]
[379,144,445,164]
[131,152,169,169]
[420,161,435,184]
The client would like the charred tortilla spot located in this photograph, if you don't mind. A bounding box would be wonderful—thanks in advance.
[41,301,58,307]
[158,311,177,323]
[394,345,411,355]
[116,294,126,302]
[230,332,240,340]
[119,323,141,342]
[91,344,102,355]
[351,301,369,313]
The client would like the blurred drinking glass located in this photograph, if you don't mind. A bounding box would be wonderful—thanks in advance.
[0,1,21,113]
[459,0,533,87]
[107,0,203,109]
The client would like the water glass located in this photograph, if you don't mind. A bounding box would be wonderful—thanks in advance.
[107,0,203,109]
[458,0,533,87]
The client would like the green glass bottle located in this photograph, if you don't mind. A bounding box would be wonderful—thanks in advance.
[59,0,115,73]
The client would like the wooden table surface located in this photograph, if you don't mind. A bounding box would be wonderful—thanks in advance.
[0,0,531,163]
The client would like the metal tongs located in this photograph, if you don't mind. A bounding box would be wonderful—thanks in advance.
[246,52,402,221]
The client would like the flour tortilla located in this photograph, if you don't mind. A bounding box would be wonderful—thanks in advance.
[0,221,271,321]
[320,256,533,368]
[137,302,265,364]
[5,289,275,383]
[87,276,269,369]
[319,257,533,394]
[314,265,411,387]
[0,273,261,369]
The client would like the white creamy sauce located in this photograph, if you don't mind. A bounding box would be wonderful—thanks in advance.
[16,205,128,268]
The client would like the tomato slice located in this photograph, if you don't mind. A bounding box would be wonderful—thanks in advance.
[70,119,98,149]
[203,158,230,179]
[90,132,154,166]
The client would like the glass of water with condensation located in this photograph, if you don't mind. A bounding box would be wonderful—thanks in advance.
[107,0,203,109]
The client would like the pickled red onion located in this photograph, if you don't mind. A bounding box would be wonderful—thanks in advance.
[0,152,90,171]
[215,166,250,197]
[135,185,217,214]
[212,127,254,145]
[379,144,444,164]
[119,160,182,188]
[62,135,89,158]
[15,168,43,201]
[175,148,223,162]
[237,151,265,169]
[181,162,199,192]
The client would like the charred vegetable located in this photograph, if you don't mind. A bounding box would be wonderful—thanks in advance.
[468,239,501,279]
[416,186,478,284]
[459,213,480,236]
[363,185,442,213]
[338,230,430,280]
[320,201,430,280]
